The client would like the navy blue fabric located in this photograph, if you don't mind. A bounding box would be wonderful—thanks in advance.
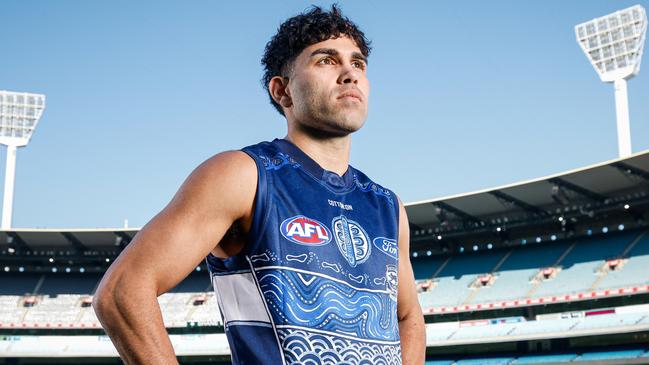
[207,139,402,364]
[225,324,284,364]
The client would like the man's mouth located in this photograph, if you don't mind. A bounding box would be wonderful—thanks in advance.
[337,90,363,102]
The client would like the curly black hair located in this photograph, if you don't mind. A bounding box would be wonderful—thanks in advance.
[261,4,371,116]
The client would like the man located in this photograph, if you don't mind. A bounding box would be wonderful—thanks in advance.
[94,5,425,365]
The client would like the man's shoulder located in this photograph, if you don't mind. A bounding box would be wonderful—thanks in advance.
[193,150,258,190]
[199,139,278,175]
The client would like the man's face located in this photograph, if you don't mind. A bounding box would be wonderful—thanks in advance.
[285,36,369,137]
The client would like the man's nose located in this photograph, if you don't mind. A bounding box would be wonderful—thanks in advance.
[337,64,359,84]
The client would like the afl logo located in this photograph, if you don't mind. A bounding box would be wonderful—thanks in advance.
[280,215,332,246]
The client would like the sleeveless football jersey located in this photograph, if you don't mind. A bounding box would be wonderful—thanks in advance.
[205,139,402,365]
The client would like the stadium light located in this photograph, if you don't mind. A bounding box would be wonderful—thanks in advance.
[575,5,647,157]
[0,90,46,229]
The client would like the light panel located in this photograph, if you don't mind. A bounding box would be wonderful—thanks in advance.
[575,5,647,82]
[0,90,46,147]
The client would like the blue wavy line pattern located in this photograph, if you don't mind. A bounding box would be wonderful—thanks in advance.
[278,328,402,365]
[257,268,399,342]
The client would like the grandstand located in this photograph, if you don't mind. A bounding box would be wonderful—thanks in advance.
[1,149,648,364]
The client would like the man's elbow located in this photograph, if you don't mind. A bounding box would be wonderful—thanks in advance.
[92,274,119,322]
[399,303,424,325]
[93,270,159,322]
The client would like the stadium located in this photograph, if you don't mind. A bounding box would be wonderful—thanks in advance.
[2,3,649,365]
[1,146,648,364]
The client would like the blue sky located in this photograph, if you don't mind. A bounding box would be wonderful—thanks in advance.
[2,1,649,228]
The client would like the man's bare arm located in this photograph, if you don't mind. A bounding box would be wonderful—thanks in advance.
[396,198,426,364]
[93,151,257,365]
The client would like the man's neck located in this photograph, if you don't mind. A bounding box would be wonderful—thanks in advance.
[284,130,351,177]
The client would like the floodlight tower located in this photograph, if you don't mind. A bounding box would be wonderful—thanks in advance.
[0,91,46,229]
[575,5,647,158]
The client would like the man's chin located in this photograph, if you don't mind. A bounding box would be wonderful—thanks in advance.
[328,115,366,135]
[298,120,363,139]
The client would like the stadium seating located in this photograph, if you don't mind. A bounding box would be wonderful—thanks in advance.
[413,228,649,309]
[426,348,649,364]
[470,242,569,303]
[189,293,223,326]
[170,272,213,293]
[0,296,26,325]
[0,273,42,295]
[532,231,638,297]
[0,270,223,329]
[574,349,646,362]
[39,273,103,295]
[2,229,649,338]
[22,294,80,326]
[0,291,223,328]
[425,308,649,344]
[596,231,649,290]
[159,292,198,327]
[78,298,101,325]
[418,250,506,307]
[454,358,514,365]
[11,291,648,341]
[512,354,578,364]
[412,255,448,280]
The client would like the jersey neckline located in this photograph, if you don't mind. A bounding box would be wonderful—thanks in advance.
[273,138,355,191]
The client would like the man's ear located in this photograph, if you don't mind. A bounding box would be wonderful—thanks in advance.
[269,76,293,109]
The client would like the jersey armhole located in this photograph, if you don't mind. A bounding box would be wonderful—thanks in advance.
[388,189,401,263]
[241,148,270,256]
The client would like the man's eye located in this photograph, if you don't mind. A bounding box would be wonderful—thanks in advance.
[352,61,366,70]
[318,57,335,65]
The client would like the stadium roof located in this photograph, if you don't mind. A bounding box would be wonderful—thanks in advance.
[406,148,649,246]
[0,228,137,252]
